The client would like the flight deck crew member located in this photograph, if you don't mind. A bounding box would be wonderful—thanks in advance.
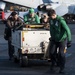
[23,8,40,24]
[40,14,49,24]
[6,11,22,60]
[47,9,71,73]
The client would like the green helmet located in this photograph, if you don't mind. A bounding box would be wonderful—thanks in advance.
[29,8,34,14]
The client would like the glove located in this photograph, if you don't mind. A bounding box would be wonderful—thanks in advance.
[67,41,71,48]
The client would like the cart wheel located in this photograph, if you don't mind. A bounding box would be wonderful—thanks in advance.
[19,56,28,67]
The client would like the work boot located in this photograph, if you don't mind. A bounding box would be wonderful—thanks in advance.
[50,64,55,71]
[59,67,65,74]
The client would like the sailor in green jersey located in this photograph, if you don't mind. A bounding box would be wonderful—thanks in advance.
[23,8,40,24]
[47,9,71,73]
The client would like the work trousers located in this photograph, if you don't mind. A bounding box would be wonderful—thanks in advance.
[49,40,66,69]
[8,38,14,58]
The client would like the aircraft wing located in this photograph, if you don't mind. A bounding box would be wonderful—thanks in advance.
[0,1,6,10]
[2,0,43,8]
[55,4,68,16]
